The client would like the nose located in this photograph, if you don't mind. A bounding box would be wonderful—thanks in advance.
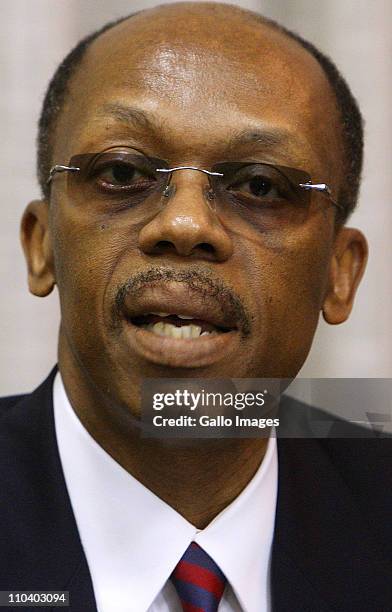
[137,171,233,262]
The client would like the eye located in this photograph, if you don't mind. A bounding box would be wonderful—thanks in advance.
[226,164,292,204]
[87,152,158,193]
[98,162,143,187]
[246,175,278,198]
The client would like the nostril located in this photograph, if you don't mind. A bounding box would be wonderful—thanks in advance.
[150,240,216,258]
[153,240,177,254]
[198,242,215,254]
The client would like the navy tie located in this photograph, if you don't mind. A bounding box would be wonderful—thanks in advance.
[171,542,227,611]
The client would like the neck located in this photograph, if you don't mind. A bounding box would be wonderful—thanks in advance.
[110,435,267,528]
[58,352,268,529]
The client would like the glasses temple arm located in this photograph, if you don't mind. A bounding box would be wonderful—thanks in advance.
[46,165,80,185]
[299,182,344,211]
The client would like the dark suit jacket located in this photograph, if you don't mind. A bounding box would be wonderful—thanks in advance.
[1,367,391,611]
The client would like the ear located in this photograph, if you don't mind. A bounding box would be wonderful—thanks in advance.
[20,200,55,297]
[322,227,368,325]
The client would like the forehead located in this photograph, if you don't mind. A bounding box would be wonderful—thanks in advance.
[54,4,343,177]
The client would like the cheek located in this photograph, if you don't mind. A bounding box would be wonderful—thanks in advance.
[244,222,332,306]
[238,225,333,373]
[51,204,138,338]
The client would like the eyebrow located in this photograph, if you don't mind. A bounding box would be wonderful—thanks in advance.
[100,102,294,152]
[100,103,161,132]
[225,127,292,152]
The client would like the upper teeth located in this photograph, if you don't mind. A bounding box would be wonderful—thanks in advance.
[142,321,213,339]
[150,312,195,319]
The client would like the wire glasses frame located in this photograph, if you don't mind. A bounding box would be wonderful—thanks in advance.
[46,150,343,217]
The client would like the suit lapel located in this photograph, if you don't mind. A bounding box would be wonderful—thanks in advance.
[0,367,97,611]
[271,437,392,611]
[63,559,97,612]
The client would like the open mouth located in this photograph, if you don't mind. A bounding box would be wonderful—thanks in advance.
[129,312,232,339]
[119,283,243,367]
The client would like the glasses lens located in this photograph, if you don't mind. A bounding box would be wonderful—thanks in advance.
[67,150,168,209]
[212,162,312,229]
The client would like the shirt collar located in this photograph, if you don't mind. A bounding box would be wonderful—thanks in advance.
[54,371,277,612]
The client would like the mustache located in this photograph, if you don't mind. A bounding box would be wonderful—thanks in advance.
[112,267,251,337]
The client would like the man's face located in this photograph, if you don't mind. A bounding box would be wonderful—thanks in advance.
[23,4,365,415]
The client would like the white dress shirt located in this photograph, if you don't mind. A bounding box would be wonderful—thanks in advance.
[53,372,278,612]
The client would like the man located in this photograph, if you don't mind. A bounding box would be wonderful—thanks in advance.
[1,2,391,611]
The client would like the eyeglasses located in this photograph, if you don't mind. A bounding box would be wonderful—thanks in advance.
[47,147,343,228]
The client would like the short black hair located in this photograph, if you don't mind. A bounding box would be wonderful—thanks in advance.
[37,6,363,223]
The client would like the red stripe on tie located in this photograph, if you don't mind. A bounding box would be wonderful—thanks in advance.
[181,603,204,612]
[173,559,226,600]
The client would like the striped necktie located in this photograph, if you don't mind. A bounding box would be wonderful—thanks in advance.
[170,541,227,612]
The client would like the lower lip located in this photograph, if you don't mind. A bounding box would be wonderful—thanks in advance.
[123,321,241,368]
